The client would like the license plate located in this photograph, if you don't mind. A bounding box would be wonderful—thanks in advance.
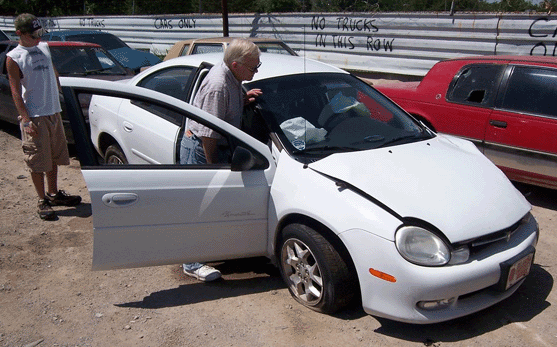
[504,253,534,290]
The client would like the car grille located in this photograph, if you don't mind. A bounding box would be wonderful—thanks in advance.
[456,213,533,256]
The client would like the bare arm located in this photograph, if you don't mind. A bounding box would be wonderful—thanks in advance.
[201,137,219,164]
[7,57,37,136]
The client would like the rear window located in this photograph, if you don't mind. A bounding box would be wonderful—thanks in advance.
[67,33,127,50]
[501,66,557,119]
[191,44,224,55]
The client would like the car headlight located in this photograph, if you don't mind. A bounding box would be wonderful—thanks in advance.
[395,226,450,266]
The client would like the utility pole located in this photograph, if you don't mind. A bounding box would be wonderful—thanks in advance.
[222,0,229,37]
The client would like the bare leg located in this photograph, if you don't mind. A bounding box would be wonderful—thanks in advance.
[31,171,46,199]
[45,166,58,196]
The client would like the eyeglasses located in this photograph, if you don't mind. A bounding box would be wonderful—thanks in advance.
[238,61,261,73]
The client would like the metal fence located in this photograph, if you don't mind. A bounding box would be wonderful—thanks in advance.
[2,12,557,78]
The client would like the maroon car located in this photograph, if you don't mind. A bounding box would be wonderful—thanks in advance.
[374,55,557,190]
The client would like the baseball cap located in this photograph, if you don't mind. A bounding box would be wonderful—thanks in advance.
[14,13,42,34]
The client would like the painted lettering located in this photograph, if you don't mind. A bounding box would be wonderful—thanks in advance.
[528,17,557,56]
[529,17,549,38]
[178,18,196,29]
[315,34,327,47]
[79,18,105,28]
[367,37,395,52]
[336,17,378,32]
[332,35,355,49]
[154,18,173,30]
[311,16,326,30]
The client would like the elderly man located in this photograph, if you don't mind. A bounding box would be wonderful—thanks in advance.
[180,38,262,281]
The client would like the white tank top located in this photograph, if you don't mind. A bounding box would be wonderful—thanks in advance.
[7,42,62,118]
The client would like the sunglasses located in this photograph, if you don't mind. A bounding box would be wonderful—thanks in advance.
[28,28,47,39]
[238,61,262,73]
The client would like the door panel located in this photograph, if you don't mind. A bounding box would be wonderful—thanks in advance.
[485,65,557,186]
[116,101,180,164]
[485,110,557,185]
[88,168,271,270]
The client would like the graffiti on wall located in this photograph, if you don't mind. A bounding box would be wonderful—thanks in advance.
[154,17,197,30]
[40,18,59,30]
[310,16,395,52]
[79,18,105,28]
[529,17,557,56]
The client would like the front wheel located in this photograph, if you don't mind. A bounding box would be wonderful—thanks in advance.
[278,223,357,314]
[105,144,128,164]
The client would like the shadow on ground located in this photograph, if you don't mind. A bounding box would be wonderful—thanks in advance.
[116,257,286,309]
[514,182,557,211]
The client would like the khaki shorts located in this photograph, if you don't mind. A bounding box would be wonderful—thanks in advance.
[21,113,70,172]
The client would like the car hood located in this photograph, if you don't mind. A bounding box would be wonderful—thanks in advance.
[108,47,161,70]
[308,135,531,242]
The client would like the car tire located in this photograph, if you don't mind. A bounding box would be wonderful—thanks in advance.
[105,144,128,164]
[279,223,357,314]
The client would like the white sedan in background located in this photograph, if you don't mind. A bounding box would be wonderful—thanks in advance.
[61,53,538,324]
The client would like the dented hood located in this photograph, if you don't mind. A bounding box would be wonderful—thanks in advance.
[308,135,531,242]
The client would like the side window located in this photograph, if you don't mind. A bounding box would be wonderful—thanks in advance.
[137,67,193,103]
[132,67,194,126]
[179,44,191,56]
[447,64,504,106]
[191,44,224,55]
[501,66,557,119]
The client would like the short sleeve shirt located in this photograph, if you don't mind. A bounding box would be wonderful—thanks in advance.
[188,61,243,138]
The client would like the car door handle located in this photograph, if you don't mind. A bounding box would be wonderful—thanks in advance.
[101,193,139,207]
[489,120,507,128]
[122,121,134,132]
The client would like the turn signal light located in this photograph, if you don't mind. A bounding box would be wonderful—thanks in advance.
[369,268,396,282]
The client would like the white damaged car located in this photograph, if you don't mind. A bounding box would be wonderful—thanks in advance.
[60,53,538,324]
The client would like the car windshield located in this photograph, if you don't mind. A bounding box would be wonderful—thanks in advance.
[66,33,128,50]
[247,73,433,159]
[50,46,128,75]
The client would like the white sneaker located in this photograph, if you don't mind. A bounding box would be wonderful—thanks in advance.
[183,264,221,282]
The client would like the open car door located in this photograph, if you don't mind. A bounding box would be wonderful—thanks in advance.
[61,77,275,270]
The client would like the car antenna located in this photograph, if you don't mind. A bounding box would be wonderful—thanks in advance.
[303,24,306,73]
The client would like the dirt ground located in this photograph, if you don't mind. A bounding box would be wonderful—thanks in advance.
[0,121,556,347]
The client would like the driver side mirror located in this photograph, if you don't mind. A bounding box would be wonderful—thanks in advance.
[230,146,268,171]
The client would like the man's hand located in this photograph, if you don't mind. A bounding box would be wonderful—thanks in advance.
[245,89,262,104]
[18,116,38,137]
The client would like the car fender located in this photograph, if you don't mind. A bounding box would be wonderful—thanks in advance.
[89,94,126,156]
[268,151,402,259]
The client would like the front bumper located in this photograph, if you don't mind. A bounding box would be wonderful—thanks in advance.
[340,213,539,323]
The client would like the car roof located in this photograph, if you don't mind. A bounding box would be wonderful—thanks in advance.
[444,55,557,65]
[46,41,103,48]
[136,52,347,83]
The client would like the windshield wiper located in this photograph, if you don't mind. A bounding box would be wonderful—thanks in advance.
[377,134,420,148]
[84,67,113,75]
[293,145,360,154]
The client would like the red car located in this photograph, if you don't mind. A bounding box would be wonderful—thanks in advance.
[374,55,557,190]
